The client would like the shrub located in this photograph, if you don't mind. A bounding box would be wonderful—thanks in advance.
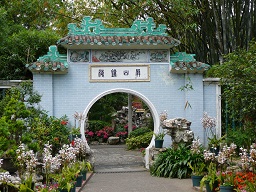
[150,144,204,179]
[128,127,152,138]
[226,123,256,151]
[87,120,111,132]
[95,126,114,141]
[126,131,153,150]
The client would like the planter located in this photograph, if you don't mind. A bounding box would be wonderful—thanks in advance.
[70,183,76,192]
[81,170,87,180]
[76,174,83,187]
[191,175,203,187]
[219,185,234,192]
[72,134,81,139]
[1,158,17,174]
[155,139,164,148]
[58,189,68,192]
[209,147,220,156]
[205,180,218,192]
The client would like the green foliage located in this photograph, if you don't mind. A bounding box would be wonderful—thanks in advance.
[150,144,204,179]
[188,161,205,176]
[52,165,77,190]
[80,160,92,172]
[0,96,30,158]
[0,2,61,80]
[226,123,256,151]
[89,93,128,123]
[19,175,34,192]
[29,116,70,154]
[208,41,256,125]
[153,131,166,140]
[0,28,60,79]
[88,120,111,132]
[126,131,153,150]
[128,127,152,138]
[200,162,218,191]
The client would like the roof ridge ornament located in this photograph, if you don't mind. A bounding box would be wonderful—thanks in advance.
[67,16,168,36]
[170,52,210,74]
[26,45,68,74]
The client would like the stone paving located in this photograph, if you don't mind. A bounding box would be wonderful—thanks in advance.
[91,144,145,173]
[81,144,196,192]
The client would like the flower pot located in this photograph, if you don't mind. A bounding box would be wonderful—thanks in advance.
[72,134,82,139]
[155,139,164,148]
[1,158,17,174]
[191,175,203,187]
[81,170,87,180]
[209,146,220,156]
[76,174,83,187]
[219,185,234,192]
[58,189,68,192]
[70,183,76,192]
[205,180,218,192]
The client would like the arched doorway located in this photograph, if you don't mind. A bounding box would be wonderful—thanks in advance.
[80,88,160,168]
[81,88,159,142]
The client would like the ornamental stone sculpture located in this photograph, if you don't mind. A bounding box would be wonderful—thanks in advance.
[162,117,194,147]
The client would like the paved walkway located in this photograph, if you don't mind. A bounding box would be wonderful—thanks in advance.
[81,144,196,192]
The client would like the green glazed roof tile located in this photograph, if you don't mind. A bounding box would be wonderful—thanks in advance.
[170,52,210,73]
[67,16,167,36]
[57,16,180,47]
[26,45,68,74]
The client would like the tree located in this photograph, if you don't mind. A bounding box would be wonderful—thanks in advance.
[208,41,256,126]
[0,0,71,80]
[66,0,256,65]
[0,29,61,79]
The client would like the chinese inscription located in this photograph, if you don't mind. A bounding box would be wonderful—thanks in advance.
[90,65,150,82]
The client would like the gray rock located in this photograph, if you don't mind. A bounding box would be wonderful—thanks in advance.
[107,137,120,145]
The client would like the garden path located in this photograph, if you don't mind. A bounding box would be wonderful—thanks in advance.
[81,144,195,192]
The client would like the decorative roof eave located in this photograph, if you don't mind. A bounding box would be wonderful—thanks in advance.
[57,35,180,49]
[170,52,210,74]
[57,16,180,49]
[26,45,68,74]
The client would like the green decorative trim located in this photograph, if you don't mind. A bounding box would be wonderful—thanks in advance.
[67,16,167,36]
[170,52,210,74]
[26,45,68,74]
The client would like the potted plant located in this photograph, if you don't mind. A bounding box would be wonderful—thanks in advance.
[53,165,78,191]
[201,112,225,155]
[79,160,92,180]
[208,134,226,155]
[200,162,219,192]
[188,161,206,187]
[70,127,81,140]
[153,130,166,148]
[217,170,236,192]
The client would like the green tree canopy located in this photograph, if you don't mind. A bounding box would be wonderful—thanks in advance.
[0,1,64,79]
[208,41,256,125]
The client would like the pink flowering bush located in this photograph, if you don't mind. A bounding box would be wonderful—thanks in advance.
[85,130,95,142]
[124,124,137,131]
[95,126,114,141]
[116,131,128,138]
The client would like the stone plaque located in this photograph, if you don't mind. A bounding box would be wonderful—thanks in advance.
[89,64,150,82]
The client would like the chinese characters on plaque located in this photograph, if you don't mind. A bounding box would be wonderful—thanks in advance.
[90,65,150,82]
